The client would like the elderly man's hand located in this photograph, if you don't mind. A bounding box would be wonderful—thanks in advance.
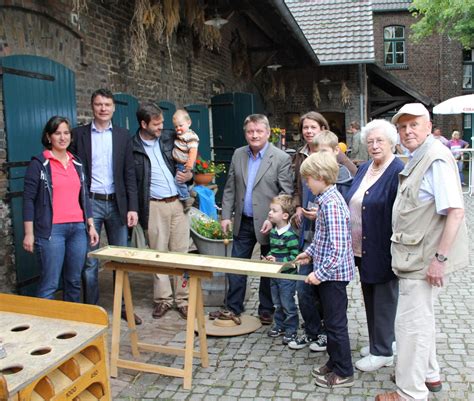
[426,258,445,287]
[305,272,321,285]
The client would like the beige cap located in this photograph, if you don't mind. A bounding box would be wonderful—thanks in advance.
[391,103,430,124]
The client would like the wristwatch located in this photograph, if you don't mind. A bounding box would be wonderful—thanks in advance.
[435,253,448,262]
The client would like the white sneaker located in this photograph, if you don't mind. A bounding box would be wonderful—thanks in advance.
[355,354,394,372]
[359,341,396,357]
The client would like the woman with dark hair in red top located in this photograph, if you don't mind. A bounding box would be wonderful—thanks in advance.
[23,116,99,302]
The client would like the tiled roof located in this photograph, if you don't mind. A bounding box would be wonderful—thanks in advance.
[285,0,375,65]
[371,0,412,12]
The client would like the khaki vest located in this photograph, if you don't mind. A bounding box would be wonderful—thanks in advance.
[391,137,469,279]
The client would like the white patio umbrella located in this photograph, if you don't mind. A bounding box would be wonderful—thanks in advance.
[433,94,474,114]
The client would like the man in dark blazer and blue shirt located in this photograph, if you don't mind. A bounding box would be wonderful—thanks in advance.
[70,89,139,323]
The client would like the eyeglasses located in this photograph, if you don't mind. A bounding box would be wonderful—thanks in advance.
[366,138,386,147]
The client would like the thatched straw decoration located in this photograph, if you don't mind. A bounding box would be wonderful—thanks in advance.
[289,76,298,98]
[149,2,165,43]
[184,0,199,27]
[341,81,352,107]
[313,82,321,107]
[230,30,250,78]
[72,0,88,15]
[278,78,286,101]
[163,0,180,43]
[130,0,151,70]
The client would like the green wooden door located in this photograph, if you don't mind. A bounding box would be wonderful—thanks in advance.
[113,93,139,135]
[185,104,211,160]
[211,92,256,203]
[1,55,76,295]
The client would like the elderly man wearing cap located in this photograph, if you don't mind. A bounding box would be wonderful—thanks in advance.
[375,104,469,401]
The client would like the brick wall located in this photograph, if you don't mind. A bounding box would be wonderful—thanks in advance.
[372,11,463,135]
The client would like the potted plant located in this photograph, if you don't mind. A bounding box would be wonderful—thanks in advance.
[188,208,233,306]
[194,156,226,185]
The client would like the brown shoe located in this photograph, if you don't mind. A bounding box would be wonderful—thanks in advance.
[259,311,273,325]
[177,305,188,319]
[375,392,407,401]
[152,303,172,319]
[425,380,442,392]
[121,309,143,325]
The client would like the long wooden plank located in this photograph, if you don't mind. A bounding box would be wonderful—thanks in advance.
[90,246,307,281]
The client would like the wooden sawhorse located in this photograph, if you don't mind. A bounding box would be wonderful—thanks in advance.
[105,262,212,389]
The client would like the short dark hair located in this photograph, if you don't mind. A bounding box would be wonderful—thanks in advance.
[91,88,114,104]
[136,102,163,125]
[41,116,71,149]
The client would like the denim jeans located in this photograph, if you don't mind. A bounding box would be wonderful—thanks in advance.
[225,216,273,315]
[457,160,465,184]
[319,280,353,378]
[271,278,298,336]
[35,222,87,302]
[176,163,190,200]
[296,262,324,337]
[83,198,128,304]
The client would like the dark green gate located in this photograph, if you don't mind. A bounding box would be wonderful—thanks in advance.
[113,93,139,135]
[211,92,257,202]
[1,55,76,295]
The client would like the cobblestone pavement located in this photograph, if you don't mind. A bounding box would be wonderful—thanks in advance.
[103,196,474,400]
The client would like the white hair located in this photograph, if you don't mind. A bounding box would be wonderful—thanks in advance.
[361,119,398,146]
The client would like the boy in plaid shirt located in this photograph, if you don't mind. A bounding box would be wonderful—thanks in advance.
[296,151,355,389]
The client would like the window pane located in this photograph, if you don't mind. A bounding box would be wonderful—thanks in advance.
[395,26,404,38]
[396,52,405,64]
[384,27,394,39]
[463,65,473,89]
[464,114,472,130]
[386,53,394,64]
[395,41,404,52]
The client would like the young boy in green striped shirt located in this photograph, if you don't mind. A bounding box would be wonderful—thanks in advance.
[264,194,299,344]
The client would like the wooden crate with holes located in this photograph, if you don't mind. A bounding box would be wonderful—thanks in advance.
[0,293,110,401]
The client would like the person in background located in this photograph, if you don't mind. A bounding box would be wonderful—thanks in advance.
[432,126,448,146]
[289,112,356,352]
[447,130,469,185]
[212,114,293,325]
[133,103,191,320]
[70,88,140,324]
[23,116,99,302]
[172,109,199,211]
[349,121,369,164]
[345,119,404,372]
[264,194,299,345]
[313,130,353,198]
[296,151,355,389]
[376,103,468,401]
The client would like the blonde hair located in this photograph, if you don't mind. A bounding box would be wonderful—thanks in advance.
[271,194,295,217]
[173,109,191,123]
[313,130,339,150]
[300,151,339,185]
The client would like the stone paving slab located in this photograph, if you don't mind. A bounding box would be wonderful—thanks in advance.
[99,195,474,400]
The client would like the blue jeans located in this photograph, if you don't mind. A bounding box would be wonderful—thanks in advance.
[457,160,465,184]
[296,263,324,337]
[176,163,190,200]
[271,278,298,336]
[83,198,128,304]
[35,222,87,303]
[225,216,273,315]
[319,281,353,378]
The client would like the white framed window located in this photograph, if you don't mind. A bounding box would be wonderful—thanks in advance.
[384,26,406,66]
[464,114,472,129]
[463,49,473,89]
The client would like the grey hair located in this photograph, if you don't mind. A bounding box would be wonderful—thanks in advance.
[361,119,398,147]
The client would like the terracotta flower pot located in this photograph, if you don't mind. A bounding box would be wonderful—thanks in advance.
[194,173,214,186]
